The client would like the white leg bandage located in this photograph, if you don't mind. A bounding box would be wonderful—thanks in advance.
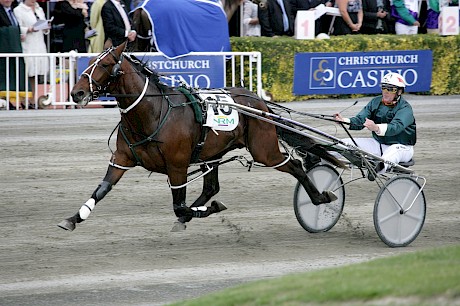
[79,198,96,220]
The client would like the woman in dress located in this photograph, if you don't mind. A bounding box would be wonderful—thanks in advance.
[14,0,50,107]
[333,0,363,35]
[52,0,88,52]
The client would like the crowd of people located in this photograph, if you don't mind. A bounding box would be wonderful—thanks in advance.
[1,0,137,108]
[243,0,459,37]
[2,0,457,54]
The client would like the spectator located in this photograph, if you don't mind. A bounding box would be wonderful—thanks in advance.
[88,0,106,52]
[0,0,18,27]
[14,0,50,106]
[1,0,28,109]
[242,0,261,36]
[334,72,416,181]
[391,0,420,34]
[52,0,88,52]
[258,0,295,36]
[332,0,363,34]
[290,0,335,36]
[361,0,394,34]
[425,0,452,34]
[319,0,335,34]
[101,0,136,47]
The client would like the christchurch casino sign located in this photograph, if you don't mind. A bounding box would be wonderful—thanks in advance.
[77,55,225,88]
[293,50,432,95]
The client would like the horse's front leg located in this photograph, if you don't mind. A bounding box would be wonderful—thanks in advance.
[170,167,227,231]
[191,166,227,214]
[57,165,127,231]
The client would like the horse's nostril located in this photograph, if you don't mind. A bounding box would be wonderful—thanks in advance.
[71,90,84,101]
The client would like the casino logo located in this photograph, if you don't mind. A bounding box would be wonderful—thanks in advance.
[310,57,336,89]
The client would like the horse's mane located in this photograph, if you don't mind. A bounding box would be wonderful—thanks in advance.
[125,53,169,91]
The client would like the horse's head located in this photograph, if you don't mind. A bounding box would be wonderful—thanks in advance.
[131,8,154,52]
[71,41,127,106]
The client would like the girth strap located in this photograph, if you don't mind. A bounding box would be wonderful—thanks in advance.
[177,85,208,163]
[190,125,209,164]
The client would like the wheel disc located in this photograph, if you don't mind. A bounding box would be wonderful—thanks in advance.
[294,164,345,233]
[374,176,426,247]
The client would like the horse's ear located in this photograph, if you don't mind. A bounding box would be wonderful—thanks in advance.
[104,39,113,50]
[114,40,128,55]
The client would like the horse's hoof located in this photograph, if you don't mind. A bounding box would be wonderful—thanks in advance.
[211,200,227,212]
[57,219,76,231]
[325,190,338,202]
[171,221,187,232]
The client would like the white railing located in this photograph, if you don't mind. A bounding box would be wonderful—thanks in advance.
[0,51,262,110]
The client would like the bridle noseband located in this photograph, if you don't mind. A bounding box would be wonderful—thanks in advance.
[80,48,124,100]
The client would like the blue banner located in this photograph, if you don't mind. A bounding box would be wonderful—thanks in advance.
[136,0,231,59]
[293,50,432,95]
[77,55,225,88]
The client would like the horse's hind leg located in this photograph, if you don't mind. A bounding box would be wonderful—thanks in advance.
[279,158,337,205]
[248,132,335,205]
[57,165,127,231]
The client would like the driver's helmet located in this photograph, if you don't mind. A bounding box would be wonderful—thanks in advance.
[381,72,406,90]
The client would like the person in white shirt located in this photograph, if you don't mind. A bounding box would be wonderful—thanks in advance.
[242,0,261,36]
[391,0,420,34]
[14,0,50,106]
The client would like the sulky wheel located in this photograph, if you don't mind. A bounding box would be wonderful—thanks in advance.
[293,164,345,233]
[373,175,426,247]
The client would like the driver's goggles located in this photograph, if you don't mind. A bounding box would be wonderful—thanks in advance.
[381,85,398,93]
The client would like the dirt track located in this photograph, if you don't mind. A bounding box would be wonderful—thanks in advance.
[0,95,459,305]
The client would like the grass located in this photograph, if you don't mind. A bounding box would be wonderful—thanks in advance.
[171,245,460,306]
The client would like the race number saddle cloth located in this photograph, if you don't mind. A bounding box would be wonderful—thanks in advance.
[177,87,239,131]
[178,87,239,163]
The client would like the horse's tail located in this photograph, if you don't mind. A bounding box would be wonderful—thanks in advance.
[271,117,346,169]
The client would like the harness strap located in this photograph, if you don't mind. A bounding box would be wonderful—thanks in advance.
[118,88,174,166]
[190,126,209,164]
[119,77,149,114]
[119,123,145,167]
[177,86,203,123]
[108,161,134,170]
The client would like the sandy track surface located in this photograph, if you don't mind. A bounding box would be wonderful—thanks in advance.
[0,95,459,305]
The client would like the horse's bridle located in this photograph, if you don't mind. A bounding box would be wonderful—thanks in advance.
[80,48,149,113]
[80,48,118,100]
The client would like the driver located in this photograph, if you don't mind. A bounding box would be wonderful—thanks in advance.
[334,72,417,181]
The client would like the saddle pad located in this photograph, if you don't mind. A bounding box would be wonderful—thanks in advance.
[199,89,239,132]
[177,87,202,123]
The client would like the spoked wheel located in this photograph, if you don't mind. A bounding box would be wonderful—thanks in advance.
[374,175,426,247]
[294,164,345,233]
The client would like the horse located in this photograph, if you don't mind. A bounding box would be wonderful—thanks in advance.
[131,7,154,52]
[130,0,242,53]
[58,40,344,232]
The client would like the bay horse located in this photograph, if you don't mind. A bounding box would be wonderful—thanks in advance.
[58,41,343,232]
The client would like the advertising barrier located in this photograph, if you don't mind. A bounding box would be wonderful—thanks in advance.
[293,50,433,95]
[77,55,225,88]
